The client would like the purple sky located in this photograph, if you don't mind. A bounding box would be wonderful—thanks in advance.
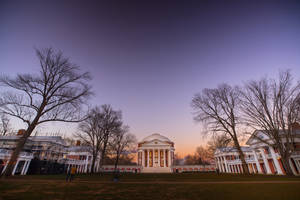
[1,0,300,156]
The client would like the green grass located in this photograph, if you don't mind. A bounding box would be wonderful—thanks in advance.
[1,173,300,200]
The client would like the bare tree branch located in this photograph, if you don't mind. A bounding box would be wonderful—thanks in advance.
[0,47,92,177]
[191,84,249,174]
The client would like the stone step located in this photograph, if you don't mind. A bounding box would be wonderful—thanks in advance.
[141,167,172,173]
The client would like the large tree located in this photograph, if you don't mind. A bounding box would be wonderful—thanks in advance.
[0,48,92,177]
[192,84,249,174]
[240,70,300,175]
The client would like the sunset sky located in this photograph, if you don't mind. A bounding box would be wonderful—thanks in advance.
[1,0,300,157]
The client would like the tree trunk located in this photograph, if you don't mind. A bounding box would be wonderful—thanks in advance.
[99,139,108,171]
[234,140,249,174]
[278,146,294,176]
[2,124,36,177]
[281,155,294,175]
[114,153,120,174]
[2,101,45,178]
[90,151,97,174]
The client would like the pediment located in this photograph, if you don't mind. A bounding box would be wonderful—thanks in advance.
[140,139,171,147]
[246,130,270,145]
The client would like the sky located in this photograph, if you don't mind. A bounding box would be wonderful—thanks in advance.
[1,0,300,157]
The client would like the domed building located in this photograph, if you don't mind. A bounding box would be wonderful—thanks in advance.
[137,133,175,173]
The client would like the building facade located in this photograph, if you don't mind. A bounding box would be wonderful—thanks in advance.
[65,145,101,174]
[214,129,300,175]
[137,133,175,173]
[0,132,98,175]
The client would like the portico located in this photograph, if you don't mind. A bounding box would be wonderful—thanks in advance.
[138,133,175,173]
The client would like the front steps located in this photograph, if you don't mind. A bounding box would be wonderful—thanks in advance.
[141,167,172,173]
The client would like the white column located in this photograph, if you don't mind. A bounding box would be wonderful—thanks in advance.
[220,157,224,172]
[158,149,161,167]
[1,162,8,175]
[253,150,262,173]
[163,149,166,167]
[21,161,27,175]
[252,163,256,173]
[289,159,297,175]
[168,150,171,166]
[147,149,150,167]
[24,160,31,175]
[227,163,231,173]
[217,158,222,172]
[12,160,20,175]
[67,164,70,172]
[153,149,155,167]
[223,156,229,173]
[269,147,283,175]
[85,156,88,173]
[141,151,144,167]
[259,148,271,174]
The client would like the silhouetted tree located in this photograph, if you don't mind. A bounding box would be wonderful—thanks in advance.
[192,84,249,174]
[240,70,300,175]
[76,107,104,173]
[110,126,136,172]
[195,145,213,163]
[95,104,123,171]
[0,48,92,177]
[207,134,232,155]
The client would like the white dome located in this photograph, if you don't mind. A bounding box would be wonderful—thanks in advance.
[140,133,172,143]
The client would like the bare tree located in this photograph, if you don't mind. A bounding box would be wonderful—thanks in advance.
[96,104,123,170]
[183,146,213,165]
[0,48,92,177]
[240,70,300,175]
[207,134,232,155]
[0,114,10,136]
[110,126,136,172]
[173,153,184,165]
[195,145,213,163]
[75,107,104,173]
[192,84,249,174]
[184,154,198,165]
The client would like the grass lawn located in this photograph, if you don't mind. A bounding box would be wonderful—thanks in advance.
[1,173,300,200]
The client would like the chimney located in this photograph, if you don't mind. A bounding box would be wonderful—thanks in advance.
[17,129,26,135]
[76,140,81,146]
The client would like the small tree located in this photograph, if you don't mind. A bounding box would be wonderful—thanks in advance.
[97,104,123,170]
[195,145,213,164]
[192,84,249,174]
[76,107,104,173]
[0,48,92,177]
[173,154,183,165]
[240,70,300,175]
[110,126,136,172]
[207,134,232,155]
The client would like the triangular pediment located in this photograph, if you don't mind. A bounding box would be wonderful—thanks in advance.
[141,139,171,146]
[246,130,270,145]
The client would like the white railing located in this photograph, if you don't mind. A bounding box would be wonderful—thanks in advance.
[0,149,33,159]
[172,165,215,172]
[102,165,141,173]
